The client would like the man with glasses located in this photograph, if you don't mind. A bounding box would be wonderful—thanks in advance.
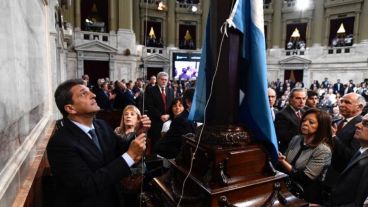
[327,114,368,206]
[325,93,366,188]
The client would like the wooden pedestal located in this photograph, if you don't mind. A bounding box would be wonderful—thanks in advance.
[151,126,306,207]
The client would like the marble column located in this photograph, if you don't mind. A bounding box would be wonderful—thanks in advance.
[109,0,117,32]
[311,0,324,46]
[117,0,135,54]
[64,1,74,27]
[201,0,210,46]
[133,0,140,43]
[118,0,133,30]
[167,0,175,47]
[75,0,81,31]
[359,0,368,43]
[354,12,360,44]
[271,0,282,48]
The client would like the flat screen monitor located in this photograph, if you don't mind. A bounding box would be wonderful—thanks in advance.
[172,52,201,80]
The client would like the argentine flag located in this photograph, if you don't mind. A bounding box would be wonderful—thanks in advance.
[189,0,278,163]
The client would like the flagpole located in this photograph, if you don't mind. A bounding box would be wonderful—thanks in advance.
[205,0,240,125]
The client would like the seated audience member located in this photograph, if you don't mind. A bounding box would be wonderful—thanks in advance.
[278,108,332,203]
[154,89,196,159]
[47,79,149,207]
[275,88,307,153]
[305,90,319,109]
[326,113,368,206]
[161,97,185,137]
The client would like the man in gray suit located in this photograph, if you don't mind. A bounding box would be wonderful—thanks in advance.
[328,113,368,206]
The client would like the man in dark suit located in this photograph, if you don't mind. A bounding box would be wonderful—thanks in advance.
[322,77,329,89]
[47,79,150,207]
[333,79,344,96]
[328,113,368,206]
[95,82,114,110]
[145,72,174,152]
[154,88,196,159]
[122,81,136,109]
[325,93,365,188]
[274,88,306,153]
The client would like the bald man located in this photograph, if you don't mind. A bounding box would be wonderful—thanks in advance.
[325,93,366,187]
[268,88,277,121]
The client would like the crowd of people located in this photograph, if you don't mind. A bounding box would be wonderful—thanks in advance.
[268,77,368,206]
[47,72,197,207]
[45,74,368,206]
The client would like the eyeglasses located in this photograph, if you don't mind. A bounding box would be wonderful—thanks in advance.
[362,119,368,127]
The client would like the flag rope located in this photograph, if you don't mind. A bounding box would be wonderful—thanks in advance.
[176,0,235,202]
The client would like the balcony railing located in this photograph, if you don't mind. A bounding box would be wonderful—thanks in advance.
[143,47,166,57]
[285,49,306,56]
[284,0,296,8]
[81,31,109,42]
[326,46,353,55]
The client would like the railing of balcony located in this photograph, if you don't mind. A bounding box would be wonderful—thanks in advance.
[326,46,354,55]
[285,49,306,56]
[284,0,296,8]
[79,31,109,42]
[143,47,166,57]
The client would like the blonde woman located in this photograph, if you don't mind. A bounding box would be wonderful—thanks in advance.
[115,105,151,196]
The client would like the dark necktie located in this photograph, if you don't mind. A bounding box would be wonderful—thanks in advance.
[295,111,302,120]
[88,129,102,153]
[161,87,166,113]
[337,119,347,132]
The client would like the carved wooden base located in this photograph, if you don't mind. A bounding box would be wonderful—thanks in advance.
[150,125,306,206]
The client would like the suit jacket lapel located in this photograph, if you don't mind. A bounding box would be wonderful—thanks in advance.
[286,105,299,126]
[64,119,104,160]
[341,151,368,175]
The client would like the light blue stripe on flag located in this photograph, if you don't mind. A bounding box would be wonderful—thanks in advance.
[189,0,279,163]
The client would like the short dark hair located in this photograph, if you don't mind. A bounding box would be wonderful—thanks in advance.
[307,90,318,98]
[54,79,84,117]
[299,108,332,148]
[169,97,185,117]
